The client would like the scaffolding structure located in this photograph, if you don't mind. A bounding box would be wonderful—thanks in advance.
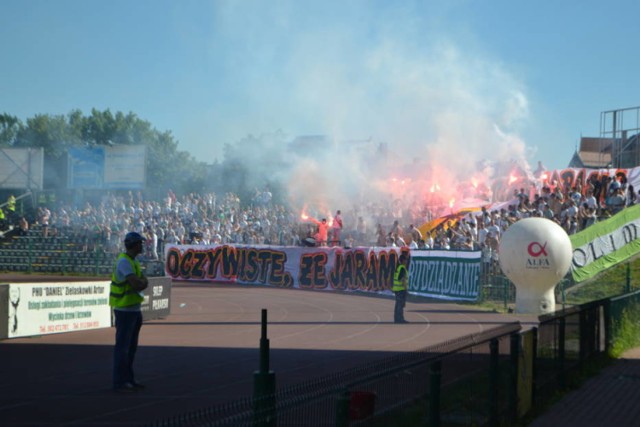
[600,106,640,168]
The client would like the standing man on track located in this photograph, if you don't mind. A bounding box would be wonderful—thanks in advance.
[392,251,410,324]
[110,231,149,393]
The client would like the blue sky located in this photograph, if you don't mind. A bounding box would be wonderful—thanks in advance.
[3,0,640,173]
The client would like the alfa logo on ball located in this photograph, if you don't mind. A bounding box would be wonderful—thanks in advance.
[527,241,548,257]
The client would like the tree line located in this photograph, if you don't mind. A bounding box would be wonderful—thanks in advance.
[0,109,286,206]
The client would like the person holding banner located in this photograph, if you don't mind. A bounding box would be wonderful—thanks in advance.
[110,231,149,393]
[392,252,410,324]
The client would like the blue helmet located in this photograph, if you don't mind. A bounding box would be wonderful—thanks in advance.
[124,231,146,249]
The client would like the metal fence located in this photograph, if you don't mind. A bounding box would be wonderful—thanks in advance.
[148,290,640,427]
[532,292,640,406]
[147,323,522,427]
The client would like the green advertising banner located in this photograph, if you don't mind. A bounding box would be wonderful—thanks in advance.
[570,204,640,282]
[409,250,481,301]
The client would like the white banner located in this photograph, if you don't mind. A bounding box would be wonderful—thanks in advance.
[164,245,482,301]
[104,145,146,189]
[7,282,111,338]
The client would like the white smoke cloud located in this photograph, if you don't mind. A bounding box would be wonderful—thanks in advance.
[201,1,535,220]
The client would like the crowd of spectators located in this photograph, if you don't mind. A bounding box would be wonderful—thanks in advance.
[403,177,638,273]
[3,189,426,259]
[2,174,638,264]
[18,191,304,260]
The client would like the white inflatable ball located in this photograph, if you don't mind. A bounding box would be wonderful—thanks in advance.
[499,217,572,314]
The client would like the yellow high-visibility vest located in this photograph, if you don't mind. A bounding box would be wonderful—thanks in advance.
[392,264,408,292]
[109,253,144,308]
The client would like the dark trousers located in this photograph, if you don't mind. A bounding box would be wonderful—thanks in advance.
[113,310,143,387]
[394,290,407,322]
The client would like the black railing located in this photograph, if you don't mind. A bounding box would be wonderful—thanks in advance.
[148,290,640,427]
[148,323,522,427]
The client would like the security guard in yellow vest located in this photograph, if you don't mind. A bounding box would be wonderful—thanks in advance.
[6,194,16,224]
[392,252,410,323]
[110,231,149,393]
[7,194,15,212]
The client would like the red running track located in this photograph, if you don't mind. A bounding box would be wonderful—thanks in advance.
[0,280,537,426]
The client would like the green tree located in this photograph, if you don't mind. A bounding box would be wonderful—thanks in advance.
[146,129,208,195]
[16,114,77,158]
[3,109,223,200]
[0,113,23,147]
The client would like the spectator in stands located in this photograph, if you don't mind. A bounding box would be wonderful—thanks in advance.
[356,216,367,244]
[570,187,582,205]
[390,220,402,236]
[18,216,29,236]
[584,206,597,229]
[331,210,343,246]
[608,176,621,196]
[166,229,181,245]
[578,202,590,230]
[376,223,386,246]
[585,189,599,211]
[485,218,501,249]
[392,232,406,247]
[460,237,474,250]
[552,186,564,203]
[146,227,159,260]
[408,224,423,244]
[560,199,579,224]
[424,231,434,249]
[627,184,636,207]
[607,188,626,215]
[548,193,562,218]
[37,206,50,238]
[476,221,487,247]
[408,236,419,249]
